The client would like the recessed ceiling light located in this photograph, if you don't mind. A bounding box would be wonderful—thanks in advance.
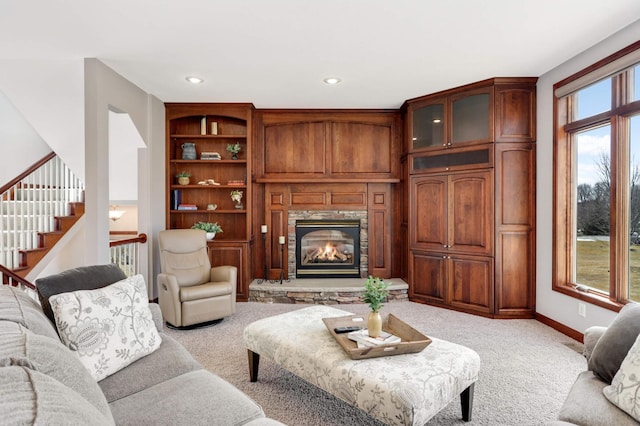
[323,77,341,85]
[185,76,204,84]
[432,119,442,123]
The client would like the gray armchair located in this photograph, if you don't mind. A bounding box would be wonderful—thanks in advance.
[157,229,237,328]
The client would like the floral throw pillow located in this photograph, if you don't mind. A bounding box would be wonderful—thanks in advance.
[603,333,640,421]
[49,274,161,381]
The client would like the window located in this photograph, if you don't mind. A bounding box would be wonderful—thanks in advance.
[554,41,640,309]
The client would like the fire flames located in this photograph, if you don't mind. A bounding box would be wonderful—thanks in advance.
[304,242,350,264]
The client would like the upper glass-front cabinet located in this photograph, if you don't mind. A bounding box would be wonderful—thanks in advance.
[451,93,490,143]
[408,86,494,151]
[412,101,445,149]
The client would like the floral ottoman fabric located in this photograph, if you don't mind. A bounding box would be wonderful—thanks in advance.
[243,305,480,426]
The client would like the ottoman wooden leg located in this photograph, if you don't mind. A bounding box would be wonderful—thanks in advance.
[460,383,475,421]
[248,350,260,382]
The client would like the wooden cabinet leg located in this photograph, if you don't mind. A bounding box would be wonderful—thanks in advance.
[460,383,475,421]
[248,350,260,382]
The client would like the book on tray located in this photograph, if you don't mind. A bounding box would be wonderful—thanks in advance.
[347,329,401,348]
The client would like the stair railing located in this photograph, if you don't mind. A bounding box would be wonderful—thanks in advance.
[109,233,148,277]
[0,152,84,269]
[0,263,38,300]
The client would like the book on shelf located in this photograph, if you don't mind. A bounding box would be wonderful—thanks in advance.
[200,152,221,160]
[177,204,198,211]
[347,329,401,348]
[227,180,245,186]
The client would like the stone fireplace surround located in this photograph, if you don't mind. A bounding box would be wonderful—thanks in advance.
[250,208,408,305]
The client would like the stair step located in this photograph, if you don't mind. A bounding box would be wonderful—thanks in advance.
[8,202,85,278]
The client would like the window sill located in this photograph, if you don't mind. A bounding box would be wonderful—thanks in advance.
[553,284,624,313]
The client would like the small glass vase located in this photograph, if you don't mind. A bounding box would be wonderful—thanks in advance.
[368,311,382,338]
[235,202,243,210]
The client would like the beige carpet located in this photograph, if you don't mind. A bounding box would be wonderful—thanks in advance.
[165,301,585,425]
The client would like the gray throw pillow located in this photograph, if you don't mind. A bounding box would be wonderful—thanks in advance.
[0,285,58,339]
[35,263,126,323]
[0,366,113,426]
[588,302,640,383]
[0,320,114,422]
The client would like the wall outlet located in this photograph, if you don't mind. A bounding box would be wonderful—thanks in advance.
[578,302,586,318]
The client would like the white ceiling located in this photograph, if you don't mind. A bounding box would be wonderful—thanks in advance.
[1,0,639,109]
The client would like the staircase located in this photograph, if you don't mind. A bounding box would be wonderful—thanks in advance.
[0,153,85,277]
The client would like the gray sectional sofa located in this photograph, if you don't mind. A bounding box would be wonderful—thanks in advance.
[550,303,640,425]
[0,264,283,425]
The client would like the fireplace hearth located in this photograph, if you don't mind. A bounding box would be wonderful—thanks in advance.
[295,219,360,278]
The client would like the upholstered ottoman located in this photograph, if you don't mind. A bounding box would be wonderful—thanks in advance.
[243,305,480,426]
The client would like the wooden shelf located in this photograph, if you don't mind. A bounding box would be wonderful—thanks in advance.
[171,209,246,214]
[255,177,400,183]
[170,185,247,189]
[171,134,247,139]
[171,160,247,164]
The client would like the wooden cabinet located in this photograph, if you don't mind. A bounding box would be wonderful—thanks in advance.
[409,170,494,315]
[409,87,492,151]
[208,241,249,300]
[406,78,536,152]
[165,103,254,301]
[404,78,536,318]
[410,171,492,256]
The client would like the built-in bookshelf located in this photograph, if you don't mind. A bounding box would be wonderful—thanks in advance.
[165,103,254,300]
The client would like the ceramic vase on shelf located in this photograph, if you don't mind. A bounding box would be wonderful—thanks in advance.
[368,311,382,338]
[178,176,190,185]
[181,143,196,160]
[205,232,216,240]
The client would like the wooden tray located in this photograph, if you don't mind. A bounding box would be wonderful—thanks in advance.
[322,314,432,360]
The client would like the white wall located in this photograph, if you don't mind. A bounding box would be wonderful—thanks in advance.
[536,19,640,332]
[109,110,145,201]
[84,58,165,294]
[0,92,51,186]
[0,59,85,180]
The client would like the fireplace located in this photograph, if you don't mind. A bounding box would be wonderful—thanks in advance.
[295,219,361,278]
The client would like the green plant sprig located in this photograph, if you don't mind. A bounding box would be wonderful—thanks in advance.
[226,142,241,154]
[191,221,223,233]
[362,276,390,313]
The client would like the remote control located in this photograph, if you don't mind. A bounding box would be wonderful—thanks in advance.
[334,326,362,334]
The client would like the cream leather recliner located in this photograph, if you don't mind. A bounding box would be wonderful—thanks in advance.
[158,229,237,328]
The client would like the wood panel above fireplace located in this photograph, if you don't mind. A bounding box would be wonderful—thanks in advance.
[254,110,402,183]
